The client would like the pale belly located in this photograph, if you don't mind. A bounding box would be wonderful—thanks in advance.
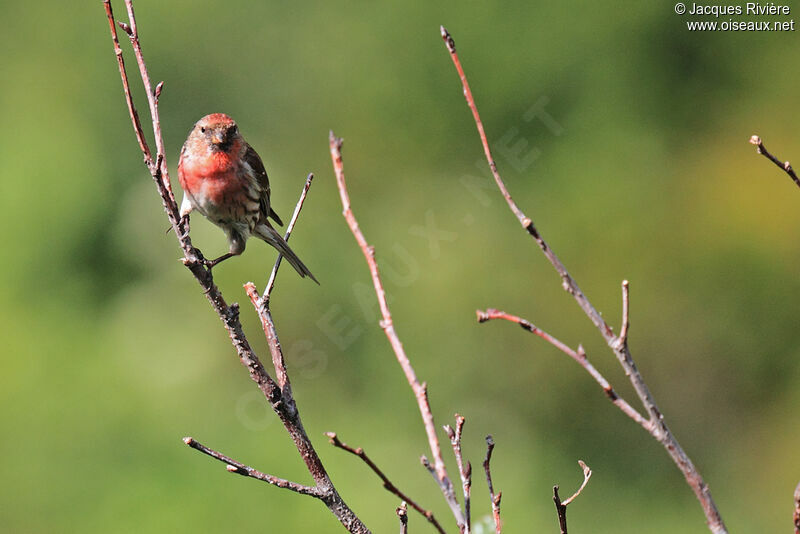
[189,173,255,217]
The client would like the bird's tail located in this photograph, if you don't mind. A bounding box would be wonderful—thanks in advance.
[254,223,319,284]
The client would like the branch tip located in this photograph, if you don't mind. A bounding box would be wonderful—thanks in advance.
[561,460,592,506]
[750,135,800,190]
[440,26,456,52]
[329,130,343,151]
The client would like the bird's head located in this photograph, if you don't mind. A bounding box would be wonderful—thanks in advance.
[191,113,243,153]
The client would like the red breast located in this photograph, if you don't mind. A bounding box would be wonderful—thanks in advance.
[179,144,242,205]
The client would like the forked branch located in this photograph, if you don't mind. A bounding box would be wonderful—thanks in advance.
[329,132,466,531]
[104,2,368,531]
[445,415,472,533]
[442,25,726,534]
[326,432,447,534]
[552,461,592,534]
[183,437,319,496]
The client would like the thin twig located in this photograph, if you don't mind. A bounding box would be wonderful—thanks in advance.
[749,135,800,189]
[619,280,630,347]
[552,461,592,534]
[103,0,151,162]
[477,309,649,429]
[749,137,800,534]
[329,132,465,529]
[262,173,315,305]
[445,415,471,533]
[397,502,409,534]
[326,433,447,534]
[483,436,502,534]
[182,437,319,496]
[561,461,592,506]
[553,486,569,534]
[245,283,297,413]
[105,3,368,531]
[247,173,315,398]
[443,26,726,534]
[122,0,171,196]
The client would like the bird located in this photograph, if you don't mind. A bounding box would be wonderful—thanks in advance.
[177,113,318,283]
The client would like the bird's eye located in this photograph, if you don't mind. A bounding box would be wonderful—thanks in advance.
[200,127,206,133]
[230,125,238,134]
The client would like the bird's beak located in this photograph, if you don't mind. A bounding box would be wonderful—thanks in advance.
[211,131,225,145]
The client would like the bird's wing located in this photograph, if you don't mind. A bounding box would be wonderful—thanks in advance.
[244,143,284,226]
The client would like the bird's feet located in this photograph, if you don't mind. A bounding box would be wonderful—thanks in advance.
[202,252,235,269]
[178,214,191,238]
[166,214,191,237]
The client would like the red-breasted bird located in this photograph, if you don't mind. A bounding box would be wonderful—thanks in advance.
[177,113,317,283]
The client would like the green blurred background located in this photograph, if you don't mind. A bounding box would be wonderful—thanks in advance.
[2,1,799,532]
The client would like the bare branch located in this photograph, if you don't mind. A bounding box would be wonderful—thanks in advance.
[561,461,592,506]
[439,26,613,341]
[477,309,649,430]
[445,415,471,532]
[183,437,319,496]
[244,283,296,410]
[397,502,408,534]
[749,135,800,189]
[326,433,446,534]
[443,26,727,534]
[329,132,465,529]
[552,461,592,534]
[553,486,569,534]
[122,0,171,196]
[483,436,502,534]
[262,173,315,306]
[245,173,315,398]
[105,3,368,531]
[618,280,630,347]
[103,0,151,163]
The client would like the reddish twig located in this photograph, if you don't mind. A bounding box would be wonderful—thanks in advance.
[103,0,150,161]
[397,502,409,534]
[482,436,502,534]
[326,433,446,534]
[329,132,465,529]
[749,135,800,189]
[262,173,315,306]
[477,309,649,430]
[183,437,319,496]
[442,26,726,534]
[105,3,368,532]
[444,415,472,533]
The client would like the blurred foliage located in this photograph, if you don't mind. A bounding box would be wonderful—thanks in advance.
[1,1,799,532]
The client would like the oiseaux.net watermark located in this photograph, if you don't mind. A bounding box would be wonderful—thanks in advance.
[675,2,795,31]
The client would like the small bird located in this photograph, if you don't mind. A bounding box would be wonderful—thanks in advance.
[177,113,318,282]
